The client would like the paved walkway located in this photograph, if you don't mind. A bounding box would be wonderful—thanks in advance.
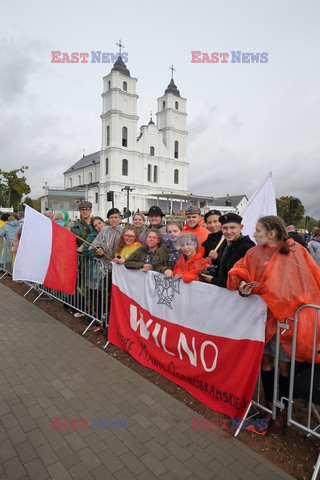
[0,282,295,480]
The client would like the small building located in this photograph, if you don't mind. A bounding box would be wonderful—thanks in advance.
[211,195,248,213]
[40,184,85,220]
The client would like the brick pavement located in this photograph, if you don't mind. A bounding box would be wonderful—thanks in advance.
[0,283,296,479]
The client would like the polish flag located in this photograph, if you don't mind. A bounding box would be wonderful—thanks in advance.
[13,205,77,294]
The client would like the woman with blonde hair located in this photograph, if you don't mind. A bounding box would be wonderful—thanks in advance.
[132,212,146,242]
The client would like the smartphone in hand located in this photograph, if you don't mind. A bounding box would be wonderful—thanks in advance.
[245,281,260,287]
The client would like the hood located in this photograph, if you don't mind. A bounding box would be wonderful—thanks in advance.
[7,220,19,227]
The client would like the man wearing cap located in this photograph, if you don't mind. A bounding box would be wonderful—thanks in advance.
[71,201,94,253]
[202,209,224,262]
[92,208,123,258]
[143,206,167,239]
[182,205,210,246]
[201,213,255,288]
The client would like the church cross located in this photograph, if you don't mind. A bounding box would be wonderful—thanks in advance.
[169,64,175,79]
[116,39,124,54]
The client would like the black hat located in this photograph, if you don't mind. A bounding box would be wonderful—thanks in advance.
[107,207,121,218]
[204,209,222,223]
[219,213,243,225]
[146,206,165,217]
[78,201,92,210]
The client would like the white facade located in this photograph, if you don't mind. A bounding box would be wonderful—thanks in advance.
[64,56,189,218]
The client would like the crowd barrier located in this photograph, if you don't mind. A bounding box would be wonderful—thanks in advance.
[235,305,320,480]
[0,236,18,276]
[1,254,112,334]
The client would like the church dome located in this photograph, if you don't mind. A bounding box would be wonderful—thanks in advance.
[165,78,180,97]
[111,56,130,77]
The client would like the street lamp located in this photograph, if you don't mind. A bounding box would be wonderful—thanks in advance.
[121,186,135,224]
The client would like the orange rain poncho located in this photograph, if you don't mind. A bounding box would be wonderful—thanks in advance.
[227,239,320,363]
[173,248,211,283]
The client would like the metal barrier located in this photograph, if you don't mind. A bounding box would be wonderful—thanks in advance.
[234,305,320,480]
[0,237,17,278]
[21,254,112,335]
[233,320,285,437]
[287,305,320,480]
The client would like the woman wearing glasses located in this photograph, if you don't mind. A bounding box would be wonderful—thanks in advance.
[113,227,141,264]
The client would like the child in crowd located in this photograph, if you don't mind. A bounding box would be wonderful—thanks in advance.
[153,221,183,277]
[173,233,211,283]
[124,228,163,272]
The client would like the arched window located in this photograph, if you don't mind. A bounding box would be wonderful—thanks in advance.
[150,146,155,156]
[123,81,127,91]
[153,165,158,183]
[174,140,179,159]
[107,126,110,146]
[77,175,81,186]
[89,172,93,183]
[105,158,109,175]
[95,192,98,204]
[108,80,110,90]
[162,100,165,109]
[122,159,128,176]
[147,164,152,181]
[174,169,179,184]
[69,178,72,188]
[122,126,128,147]
[175,101,179,110]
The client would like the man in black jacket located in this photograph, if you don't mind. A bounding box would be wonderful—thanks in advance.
[202,209,224,262]
[201,213,255,288]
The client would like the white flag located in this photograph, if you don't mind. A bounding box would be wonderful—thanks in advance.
[241,172,277,240]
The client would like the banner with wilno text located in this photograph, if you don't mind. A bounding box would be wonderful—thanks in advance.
[108,265,267,417]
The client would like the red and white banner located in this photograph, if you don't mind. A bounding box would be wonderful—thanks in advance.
[13,205,77,295]
[108,265,267,417]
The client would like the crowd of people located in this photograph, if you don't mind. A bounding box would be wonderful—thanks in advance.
[1,201,320,435]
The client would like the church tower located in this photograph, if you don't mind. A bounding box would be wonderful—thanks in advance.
[99,43,139,213]
[156,67,188,164]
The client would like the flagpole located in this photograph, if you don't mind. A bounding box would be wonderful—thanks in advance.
[74,235,113,261]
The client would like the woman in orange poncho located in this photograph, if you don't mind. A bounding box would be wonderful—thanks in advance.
[173,233,211,283]
[227,216,320,433]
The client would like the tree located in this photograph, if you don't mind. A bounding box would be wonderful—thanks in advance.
[276,196,305,225]
[0,166,31,210]
[24,196,41,212]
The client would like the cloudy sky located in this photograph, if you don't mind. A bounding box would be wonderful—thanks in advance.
[1,0,319,217]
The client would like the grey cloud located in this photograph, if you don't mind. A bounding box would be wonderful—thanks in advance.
[188,103,220,141]
[0,37,44,105]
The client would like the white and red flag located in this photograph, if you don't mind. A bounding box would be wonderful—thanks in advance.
[108,266,267,417]
[13,205,77,295]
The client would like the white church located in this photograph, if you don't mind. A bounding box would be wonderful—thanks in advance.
[62,53,217,218]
